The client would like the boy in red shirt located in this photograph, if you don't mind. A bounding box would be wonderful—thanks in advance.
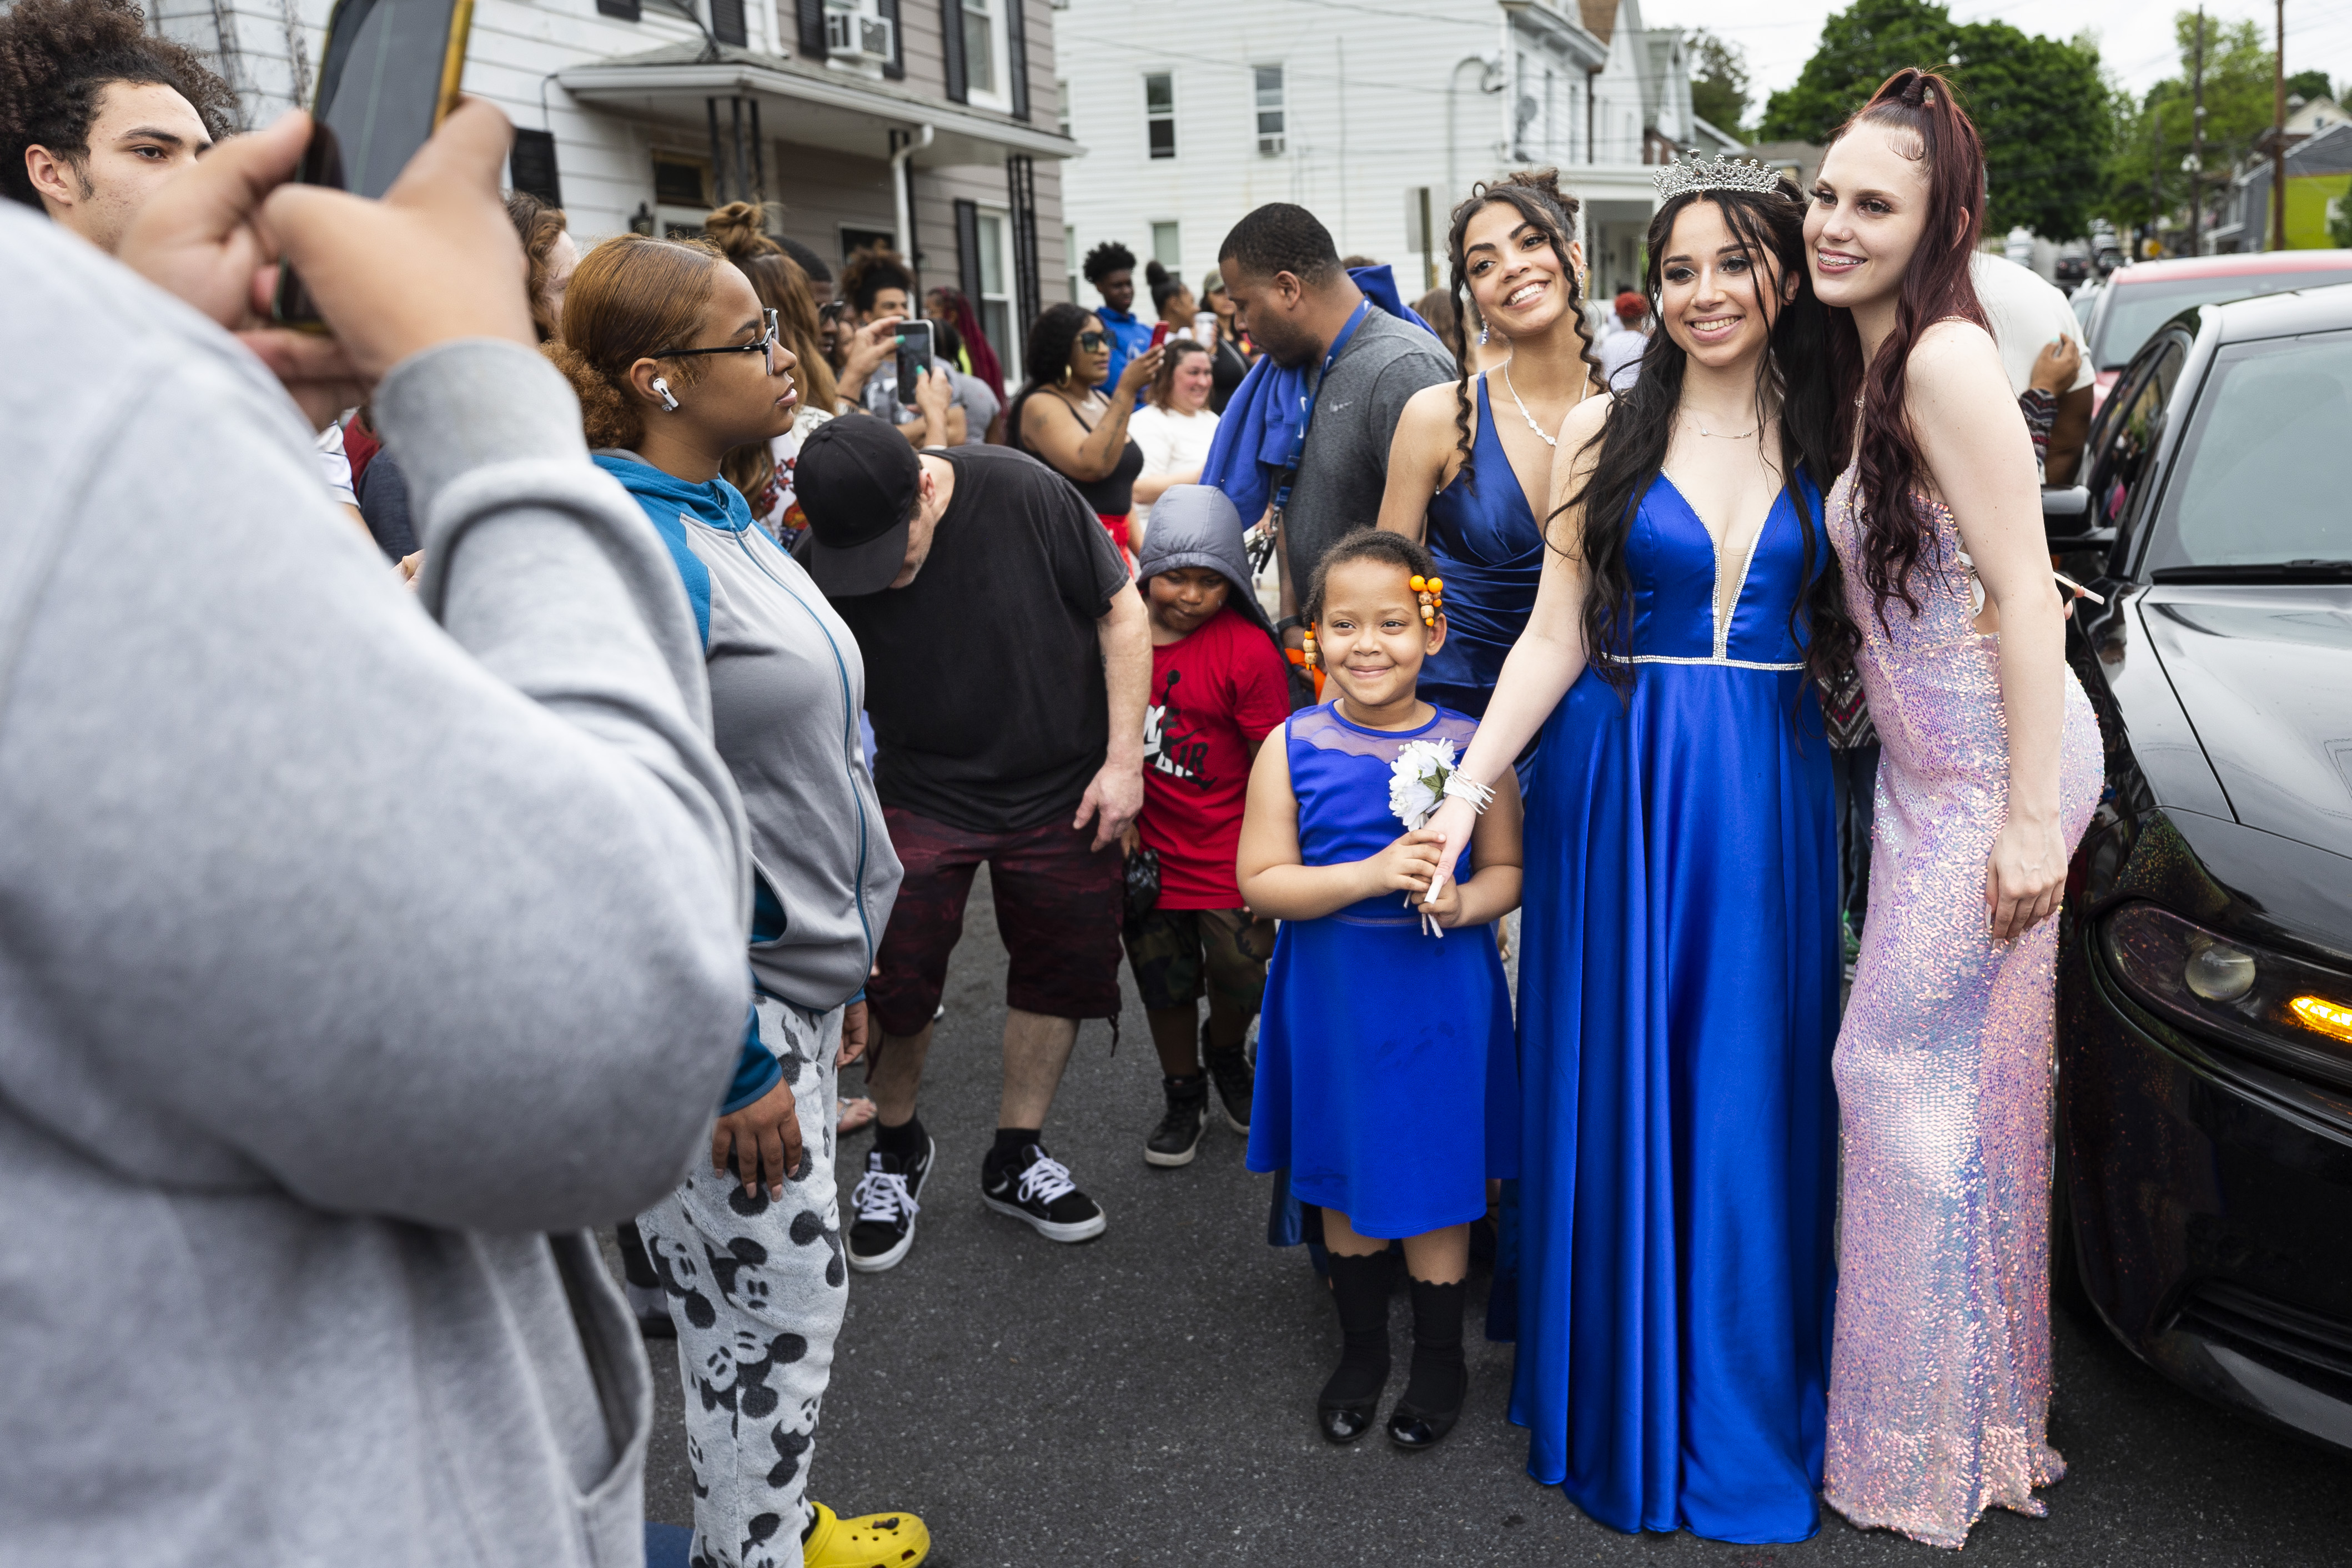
[1125,486,1294,1167]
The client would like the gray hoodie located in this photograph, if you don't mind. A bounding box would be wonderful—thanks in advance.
[0,207,751,1567]
[1132,484,1279,644]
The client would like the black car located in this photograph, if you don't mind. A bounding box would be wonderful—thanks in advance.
[2046,281,2352,1452]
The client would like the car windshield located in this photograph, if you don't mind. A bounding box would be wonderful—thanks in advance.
[2091,268,2352,369]
[2150,330,2352,570]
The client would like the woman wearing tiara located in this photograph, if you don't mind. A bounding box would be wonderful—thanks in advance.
[1376,170,1601,728]
[1807,72,2100,1549]
[1423,155,1845,1542]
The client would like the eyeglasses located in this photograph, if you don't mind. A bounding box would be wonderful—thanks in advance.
[817,300,850,324]
[1077,330,1109,350]
[655,308,782,369]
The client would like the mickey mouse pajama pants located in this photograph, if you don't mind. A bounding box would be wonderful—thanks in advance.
[637,998,848,1568]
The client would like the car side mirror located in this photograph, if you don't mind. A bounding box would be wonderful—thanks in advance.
[2043,485,2115,550]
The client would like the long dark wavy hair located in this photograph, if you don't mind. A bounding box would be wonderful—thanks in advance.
[1823,68,1990,630]
[1443,170,1599,495]
[1560,176,1851,700]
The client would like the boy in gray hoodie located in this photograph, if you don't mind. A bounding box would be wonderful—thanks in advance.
[1125,486,1293,1168]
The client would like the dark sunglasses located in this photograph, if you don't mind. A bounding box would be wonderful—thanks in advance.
[817,300,850,323]
[653,308,782,369]
[1077,330,1109,350]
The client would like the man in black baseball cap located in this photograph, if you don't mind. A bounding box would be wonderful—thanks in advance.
[791,410,1150,1270]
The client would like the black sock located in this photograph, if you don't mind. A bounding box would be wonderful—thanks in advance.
[1398,1276,1468,1415]
[873,1112,927,1162]
[988,1126,1042,1168]
[1320,1252,1394,1409]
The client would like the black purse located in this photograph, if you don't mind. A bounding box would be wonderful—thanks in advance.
[1122,845,1161,933]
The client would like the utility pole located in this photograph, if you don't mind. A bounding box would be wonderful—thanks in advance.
[2190,8,2208,257]
[2273,0,2289,250]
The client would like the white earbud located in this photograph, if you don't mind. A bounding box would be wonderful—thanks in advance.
[651,376,680,411]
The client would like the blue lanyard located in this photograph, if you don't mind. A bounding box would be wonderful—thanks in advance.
[1272,300,1372,512]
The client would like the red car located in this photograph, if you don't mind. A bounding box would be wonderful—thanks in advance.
[2085,250,2352,409]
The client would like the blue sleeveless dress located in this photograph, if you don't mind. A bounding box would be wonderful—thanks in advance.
[1246,703,1518,1238]
[1509,473,1840,1543]
[1419,377,1546,721]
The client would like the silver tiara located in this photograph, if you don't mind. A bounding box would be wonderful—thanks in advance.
[1651,155,1784,202]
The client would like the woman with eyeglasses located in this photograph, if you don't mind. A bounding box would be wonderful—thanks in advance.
[705,202,842,540]
[544,233,929,1568]
[1008,301,1162,564]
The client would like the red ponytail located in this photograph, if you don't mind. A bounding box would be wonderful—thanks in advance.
[1826,67,1991,630]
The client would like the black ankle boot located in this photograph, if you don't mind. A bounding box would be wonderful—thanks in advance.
[1386,1276,1469,1449]
[1318,1252,1394,1444]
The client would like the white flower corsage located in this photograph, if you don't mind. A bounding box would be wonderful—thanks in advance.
[1388,740,1493,936]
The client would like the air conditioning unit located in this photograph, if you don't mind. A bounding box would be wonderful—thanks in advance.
[823,6,893,63]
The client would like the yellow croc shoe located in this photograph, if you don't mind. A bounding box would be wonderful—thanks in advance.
[800,1501,930,1568]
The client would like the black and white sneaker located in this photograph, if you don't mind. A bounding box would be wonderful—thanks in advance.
[981,1141,1107,1242]
[847,1137,932,1273]
[1144,1075,1209,1168]
[1203,1022,1254,1135]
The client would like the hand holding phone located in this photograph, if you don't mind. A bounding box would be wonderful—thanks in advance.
[893,319,935,400]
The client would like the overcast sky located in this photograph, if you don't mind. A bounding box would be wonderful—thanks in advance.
[1650,0,2352,115]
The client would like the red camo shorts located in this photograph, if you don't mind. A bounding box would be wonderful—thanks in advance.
[869,806,1124,1038]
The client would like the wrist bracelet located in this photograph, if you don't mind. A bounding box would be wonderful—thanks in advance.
[1441,771,1495,814]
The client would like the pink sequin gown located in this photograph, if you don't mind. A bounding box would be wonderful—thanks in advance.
[1821,464,2102,1548]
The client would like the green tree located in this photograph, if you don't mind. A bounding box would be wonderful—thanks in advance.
[2286,68,2331,104]
[1685,29,1751,135]
[2094,16,2281,245]
[1757,0,2108,239]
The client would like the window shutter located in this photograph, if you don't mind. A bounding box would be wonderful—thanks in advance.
[955,199,983,303]
[710,0,745,46]
[595,0,640,19]
[796,0,827,58]
[1005,0,1028,119]
[939,0,967,104]
[509,128,562,205]
[878,0,903,78]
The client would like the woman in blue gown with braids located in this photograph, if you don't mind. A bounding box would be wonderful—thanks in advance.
[1419,161,1846,1542]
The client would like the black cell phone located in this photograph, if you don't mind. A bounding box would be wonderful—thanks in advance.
[894,320,936,402]
[272,0,475,325]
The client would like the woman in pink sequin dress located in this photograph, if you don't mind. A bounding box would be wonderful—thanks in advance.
[1804,72,2103,1548]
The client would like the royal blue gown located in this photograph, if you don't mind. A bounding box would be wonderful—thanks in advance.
[1509,471,1840,1544]
[1248,703,1517,1238]
[1420,378,1546,723]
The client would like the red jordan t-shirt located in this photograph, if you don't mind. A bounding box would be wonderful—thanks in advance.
[1140,604,1293,908]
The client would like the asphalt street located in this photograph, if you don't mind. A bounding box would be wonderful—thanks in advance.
[611,870,2352,1567]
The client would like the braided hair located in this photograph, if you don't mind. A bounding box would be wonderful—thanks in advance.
[1441,170,1599,495]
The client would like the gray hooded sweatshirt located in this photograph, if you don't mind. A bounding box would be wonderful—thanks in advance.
[1134,484,1280,645]
[0,208,751,1567]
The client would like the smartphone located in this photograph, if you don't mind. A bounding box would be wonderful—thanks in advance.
[894,320,936,399]
[272,0,475,324]
[1149,321,1174,349]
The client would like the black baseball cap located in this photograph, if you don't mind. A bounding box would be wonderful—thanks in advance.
[792,413,924,596]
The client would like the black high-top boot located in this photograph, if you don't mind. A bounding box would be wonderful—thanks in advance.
[1386,1276,1469,1449]
[1317,1252,1395,1443]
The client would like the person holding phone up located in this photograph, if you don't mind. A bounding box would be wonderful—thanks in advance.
[1007,302,1162,565]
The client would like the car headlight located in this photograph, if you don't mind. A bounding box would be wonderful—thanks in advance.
[2101,902,2352,1090]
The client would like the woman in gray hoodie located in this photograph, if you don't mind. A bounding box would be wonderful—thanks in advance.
[547,232,921,1568]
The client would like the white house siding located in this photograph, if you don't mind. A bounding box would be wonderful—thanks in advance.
[145,0,1068,346]
[1056,0,1699,321]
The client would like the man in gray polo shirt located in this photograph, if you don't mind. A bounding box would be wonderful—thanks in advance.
[1215,204,1453,635]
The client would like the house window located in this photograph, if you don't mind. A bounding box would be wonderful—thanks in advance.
[1151,221,1180,269]
[1254,65,1285,155]
[653,155,707,208]
[1144,72,1175,159]
[1057,78,1071,138]
[976,209,1020,380]
[963,0,999,102]
[1066,223,1080,302]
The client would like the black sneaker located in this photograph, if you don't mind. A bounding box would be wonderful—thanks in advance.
[1144,1075,1209,1168]
[847,1135,932,1273]
[981,1141,1107,1242]
[1203,1023,1254,1135]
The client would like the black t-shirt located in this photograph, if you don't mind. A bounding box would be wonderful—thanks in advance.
[808,446,1132,832]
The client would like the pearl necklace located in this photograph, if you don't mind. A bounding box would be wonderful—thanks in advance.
[1501,360,1557,448]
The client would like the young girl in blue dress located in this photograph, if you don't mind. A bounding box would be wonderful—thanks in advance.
[1237,529,1523,1450]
